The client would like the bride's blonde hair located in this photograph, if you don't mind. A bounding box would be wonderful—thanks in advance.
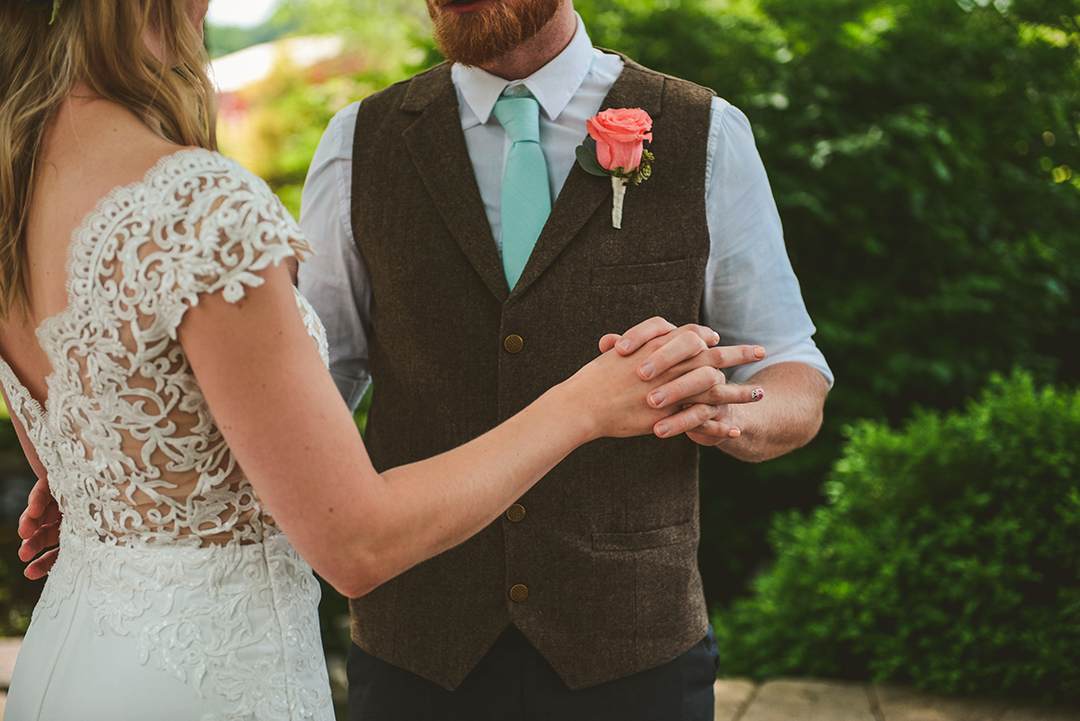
[0,0,217,320]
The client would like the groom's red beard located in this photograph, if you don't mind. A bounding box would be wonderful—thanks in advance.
[426,0,561,67]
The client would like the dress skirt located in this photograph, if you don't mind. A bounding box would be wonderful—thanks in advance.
[5,527,334,721]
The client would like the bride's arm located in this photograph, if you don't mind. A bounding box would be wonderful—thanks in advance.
[179,263,754,598]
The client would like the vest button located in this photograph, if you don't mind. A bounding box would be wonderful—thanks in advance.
[509,584,529,603]
[506,503,526,523]
[504,334,524,354]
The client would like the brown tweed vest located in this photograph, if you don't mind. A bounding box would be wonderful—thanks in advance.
[348,53,715,691]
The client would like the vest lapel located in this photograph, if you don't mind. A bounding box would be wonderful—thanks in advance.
[509,54,666,300]
[402,65,510,301]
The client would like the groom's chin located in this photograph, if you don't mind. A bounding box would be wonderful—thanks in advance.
[430,2,514,68]
[429,0,560,68]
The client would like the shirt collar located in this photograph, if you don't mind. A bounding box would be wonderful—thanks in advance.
[453,13,594,128]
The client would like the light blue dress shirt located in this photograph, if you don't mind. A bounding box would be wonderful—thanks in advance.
[298,15,832,411]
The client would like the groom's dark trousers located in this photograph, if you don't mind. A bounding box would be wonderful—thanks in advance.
[346,625,719,721]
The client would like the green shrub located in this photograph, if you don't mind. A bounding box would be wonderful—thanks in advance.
[713,369,1080,701]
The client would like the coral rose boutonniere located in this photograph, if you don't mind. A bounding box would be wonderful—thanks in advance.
[575,108,654,229]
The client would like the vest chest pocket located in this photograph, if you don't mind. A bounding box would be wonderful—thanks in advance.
[589,258,693,286]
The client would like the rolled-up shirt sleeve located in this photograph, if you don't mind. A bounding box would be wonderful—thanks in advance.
[297,101,373,411]
[702,98,833,388]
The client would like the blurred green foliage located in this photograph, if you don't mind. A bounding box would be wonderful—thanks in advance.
[0,522,41,637]
[713,369,1080,700]
[0,398,41,635]
[222,0,434,218]
[574,0,1080,602]
[274,0,432,37]
[205,17,299,58]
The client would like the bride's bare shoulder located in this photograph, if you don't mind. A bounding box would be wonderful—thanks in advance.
[32,93,207,237]
[41,93,201,196]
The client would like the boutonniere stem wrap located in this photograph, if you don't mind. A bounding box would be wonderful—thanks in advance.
[575,108,654,229]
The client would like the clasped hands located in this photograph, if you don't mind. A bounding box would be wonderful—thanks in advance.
[600,316,765,444]
[16,316,763,582]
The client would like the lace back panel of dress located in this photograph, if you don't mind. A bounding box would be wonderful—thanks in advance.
[29,150,318,549]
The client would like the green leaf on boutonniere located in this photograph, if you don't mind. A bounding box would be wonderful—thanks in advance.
[630,149,655,185]
[575,136,610,178]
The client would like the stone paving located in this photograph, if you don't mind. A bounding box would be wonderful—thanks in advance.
[715,679,1080,721]
[1,638,1077,720]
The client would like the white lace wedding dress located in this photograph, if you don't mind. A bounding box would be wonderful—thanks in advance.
[1,150,335,720]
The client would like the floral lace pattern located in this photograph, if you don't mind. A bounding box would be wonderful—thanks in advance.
[0,150,333,719]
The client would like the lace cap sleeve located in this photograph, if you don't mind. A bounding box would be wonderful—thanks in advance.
[143,152,312,339]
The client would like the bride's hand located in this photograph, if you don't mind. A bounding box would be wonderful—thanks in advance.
[566,319,764,440]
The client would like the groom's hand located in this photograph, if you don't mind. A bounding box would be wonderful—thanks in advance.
[18,475,61,580]
[599,318,766,440]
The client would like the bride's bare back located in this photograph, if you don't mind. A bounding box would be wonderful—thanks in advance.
[1,91,182,404]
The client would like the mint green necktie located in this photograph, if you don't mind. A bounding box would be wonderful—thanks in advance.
[493,94,551,290]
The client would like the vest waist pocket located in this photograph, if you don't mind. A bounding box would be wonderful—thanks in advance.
[591,520,696,551]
